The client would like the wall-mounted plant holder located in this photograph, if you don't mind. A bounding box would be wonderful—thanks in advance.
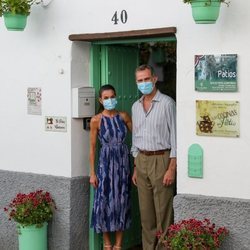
[191,0,221,24]
[3,13,28,31]
[183,0,229,24]
[188,143,203,178]
[0,0,45,31]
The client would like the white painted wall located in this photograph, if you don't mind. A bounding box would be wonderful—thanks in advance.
[71,42,91,177]
[1,0,249,199]
[0,1,73,177]
[176,0,250,200]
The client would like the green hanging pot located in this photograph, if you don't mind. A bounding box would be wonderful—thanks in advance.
[191,0,221,24]
[3,13,28,31]
[18,222,48,250]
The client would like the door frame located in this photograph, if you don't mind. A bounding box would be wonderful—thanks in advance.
[69,27,177,250]
[69,27,176,42]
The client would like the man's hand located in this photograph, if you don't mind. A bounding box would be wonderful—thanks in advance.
[163,168,175,186]
[163,158,176,186]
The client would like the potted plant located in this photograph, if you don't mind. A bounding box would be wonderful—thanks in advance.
[4,189,56,250]
[157,218,229,249]
[0,1,2,16]
[183,0,229,24]
[0,0,40,31]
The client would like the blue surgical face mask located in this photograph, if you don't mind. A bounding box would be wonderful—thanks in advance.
[137,82,154,95]
[103,98,118,110]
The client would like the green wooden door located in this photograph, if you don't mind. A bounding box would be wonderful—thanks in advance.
[89,44,141,249]
[100,45,139,113]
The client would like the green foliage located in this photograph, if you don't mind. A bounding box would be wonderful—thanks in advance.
[0,0,2,16]
[4,190,57,227]
[0,0,39,17]
[183,0,230,5]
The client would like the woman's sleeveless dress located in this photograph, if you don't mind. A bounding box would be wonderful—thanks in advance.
[91,114,131,233]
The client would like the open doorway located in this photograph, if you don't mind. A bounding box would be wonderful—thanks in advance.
[90,39,176,250]
[138,41,176,101]
[69,27,177,250]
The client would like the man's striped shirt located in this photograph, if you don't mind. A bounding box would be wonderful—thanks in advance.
[131,90,176,158]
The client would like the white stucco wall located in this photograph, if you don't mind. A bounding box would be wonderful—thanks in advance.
[0,1,73,177]
[0,0,249,199]
[176,1,250,200]
[71,42,91,177]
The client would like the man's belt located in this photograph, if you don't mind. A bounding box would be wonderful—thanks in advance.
[139,149,170,156]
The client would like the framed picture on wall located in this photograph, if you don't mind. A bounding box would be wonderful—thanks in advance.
[196,100,240,137]
[195,54,237,92]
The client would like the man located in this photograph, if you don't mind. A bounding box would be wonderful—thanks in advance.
[131,64,177,250]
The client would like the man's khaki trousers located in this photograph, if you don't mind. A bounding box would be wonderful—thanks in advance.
[135,151,174,250]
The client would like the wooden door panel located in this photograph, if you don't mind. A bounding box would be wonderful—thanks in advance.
[90,44,141,250]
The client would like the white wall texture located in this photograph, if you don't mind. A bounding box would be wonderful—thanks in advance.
[0,0,73,177]
[0,0,249,199]
[176,1,250,200]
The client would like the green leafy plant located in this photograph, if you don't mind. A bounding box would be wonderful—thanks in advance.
[157,218,229,250]
[183,0,230,6]
[4,190,56,227]
[0,1,2,16]
[0,0,40,17]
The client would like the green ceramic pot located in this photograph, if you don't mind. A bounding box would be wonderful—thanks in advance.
[191,0,221,24]
[18,222,48,250]
[3,13,28,31]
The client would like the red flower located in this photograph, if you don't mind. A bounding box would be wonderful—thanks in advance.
[4,190,56,227]
[157,218,229,250]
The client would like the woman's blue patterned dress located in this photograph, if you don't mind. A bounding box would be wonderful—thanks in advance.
[91,113,131,233]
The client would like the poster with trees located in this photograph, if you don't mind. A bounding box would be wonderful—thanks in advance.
[195,54,237,92]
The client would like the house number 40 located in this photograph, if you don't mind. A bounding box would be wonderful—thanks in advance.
[111,10,128,25]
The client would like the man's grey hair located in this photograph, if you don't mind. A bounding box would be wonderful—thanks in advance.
[135,64,155,76]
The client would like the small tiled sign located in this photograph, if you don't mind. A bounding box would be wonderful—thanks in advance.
[27,87,42,115]
[45,116,67,132]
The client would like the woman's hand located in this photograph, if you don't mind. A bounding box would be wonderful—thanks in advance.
[89,174,98,188]
[132,168,137,186]
[120,111,132,132]
[89,115,100,189]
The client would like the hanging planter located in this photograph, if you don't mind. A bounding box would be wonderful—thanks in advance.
[3,13,28,31]
[183,0,229,24]
[18,223,48,250]
[192,0,221,24]
[0,0,40,31]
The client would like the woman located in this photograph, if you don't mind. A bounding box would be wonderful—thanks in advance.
[89,84,132,250]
